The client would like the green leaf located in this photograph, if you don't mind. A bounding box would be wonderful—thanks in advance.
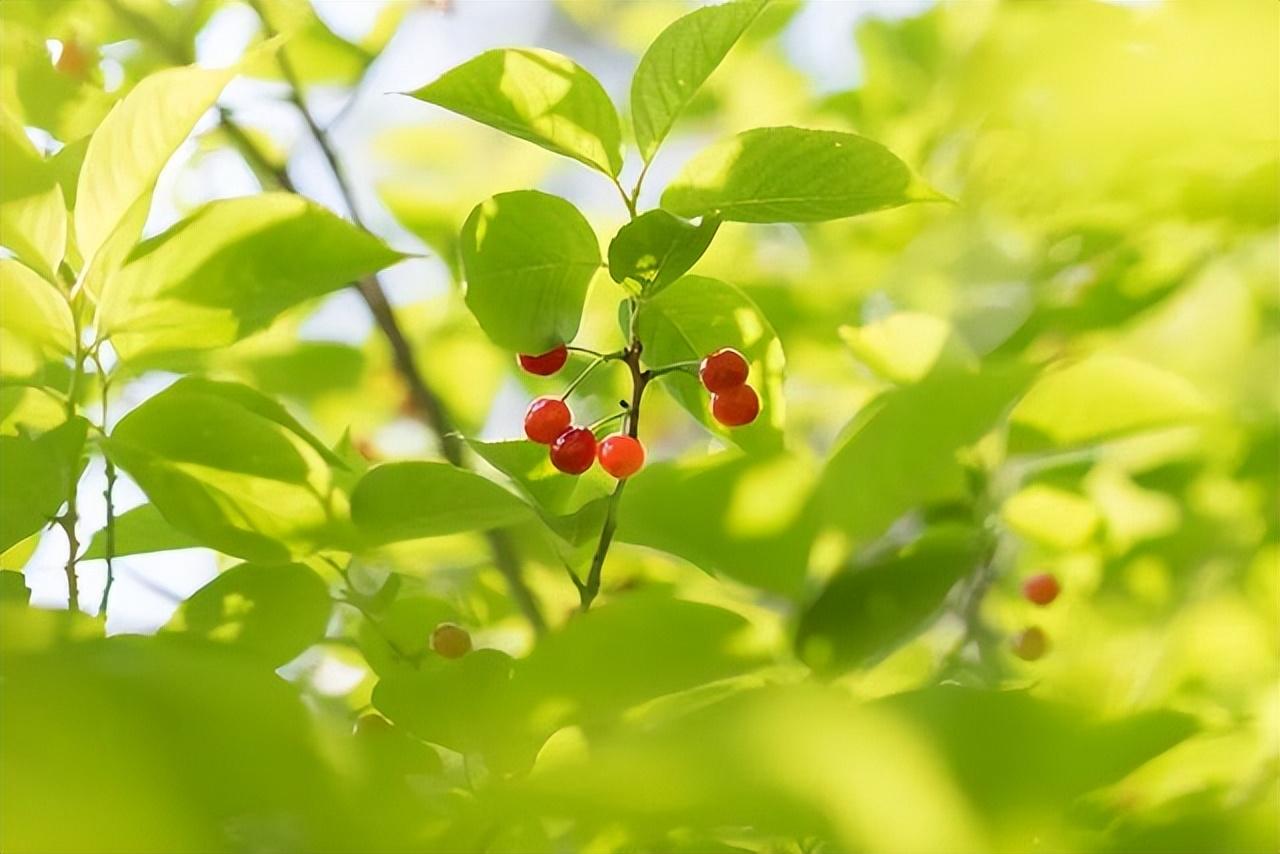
[617,451,815,595]
[409,48,623,176]
[98,193,403,365]
[662,126,939,223]
[0,418,87,553]
[1009,353,1210,452]
[75,62,236,265]
[468,438,613,516]
[82,503,203,560]
[839,311,977,384]
[0,108,67,279]
[796,526,983,674]
[350,461,533,546]
[460,191,600,353]
[106,380,349,563]
[165,562,331,667]
[0,259,75,388]
[631,0,769,161]
[635,275,785,451]
[607,209,720,297]
[1000,484,1100,550]
[820,364,1031,544]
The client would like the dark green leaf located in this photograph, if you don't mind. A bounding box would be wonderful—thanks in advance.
[662,126,940,223]
[607,209,720,297]
[460,190,601,353]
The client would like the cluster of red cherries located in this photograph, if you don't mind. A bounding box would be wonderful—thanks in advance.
[516,343,760,479]
[1011,572,1060,661]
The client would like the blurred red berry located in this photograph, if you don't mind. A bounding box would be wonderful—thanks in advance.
[699,347,750,393]
[1022,573,1061,606]
[1012,626,1049,661]
[431,622,472,659]
[524,397,572,444]
[597,434,645,479]
[518,344,568,376]
[550,427,596,475]
[711,384,760,427]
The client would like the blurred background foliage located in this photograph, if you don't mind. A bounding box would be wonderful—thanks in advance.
[1,0,1277,852]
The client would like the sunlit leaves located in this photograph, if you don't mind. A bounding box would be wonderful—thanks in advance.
[796,526,983,673]
[662,126,939,222]
[1001,484,1100,550]
[1009,354,1210,452]
[0,259,75,388]
[0,417,87,553]
[350,462,533,546]
[83,503,201,560]
[617,451,815,594]
[469,438,613,516]
[631,0,769,161]
[0,109,66,279]
[166,562,331,667]
[839,312,977,384]
[410,48,623,176]
[98,194,403,365]
[607,209,720,297]
[460,190,600,353]
[106,378,348,562]
[820,365,1031,544]
[75,62,235,265]
[636,275,785,451]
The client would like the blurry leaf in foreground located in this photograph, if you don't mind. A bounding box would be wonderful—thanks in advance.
[1001,484,1100,551]
[839,311,977,384]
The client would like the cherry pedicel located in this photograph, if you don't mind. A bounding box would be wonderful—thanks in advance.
[711,383,760,427]
[431,622,472,659]
[597,434,645,479]
[699,347,750,393]
[1011,626,1049,661]
[1022,572,1061,606]
[518,344,568,376]
[550,427,597,475]
[524,397,572,444]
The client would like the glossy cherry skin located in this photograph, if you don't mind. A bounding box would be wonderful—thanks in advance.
[1011,626,1049,661]
[699,348,750,393]
[524,397,572,444]
[711,384,760,427]
[1022,573,1061,606]
[518,344,568,376]
[550,427,597,475]
[597,434,645,479]
[431,622,472,659]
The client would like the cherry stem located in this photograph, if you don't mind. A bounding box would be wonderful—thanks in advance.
[560,352,618,401]
[587,411,628,434]
[646,359,700,379]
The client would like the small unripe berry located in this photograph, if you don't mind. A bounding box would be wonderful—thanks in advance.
[550,427,597,475]
[711,384,760,427]
[518,344,568,376]
[1022,573,1061,606]
[1011,626,1049,661]
[597,434,645,479]
[431,622,472,659]
[699,348,750,393]
[524,397,572,444]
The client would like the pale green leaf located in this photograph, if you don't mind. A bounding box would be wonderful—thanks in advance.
[75,62,236,265]
[83,503,203,560]
[98,193,403,365]
[350,461,533,546]
[0,259,75,387]
[468,438,613,516]
[165,561,331,667]
[0,417,87,553]
[106,380,349,562]
[607,209,720,296]
[839,312,977,384]
[631,0,768,161]
[0,108,67,279]
[662,126,939,223]
[460,190,600,353]
[1001,484,1100,550]
[409,48,623,176]
[635,275,785,451]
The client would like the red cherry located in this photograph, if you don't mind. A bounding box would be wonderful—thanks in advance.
[1011,626,1049,661]
[431,622,472,659]
[550,427,597,475]
[1022,573,1061,606]
[711,384,760,427]
[597,434,645,479]
[699,348,750,392]
[524,397,572,444]
[518,344,568,376]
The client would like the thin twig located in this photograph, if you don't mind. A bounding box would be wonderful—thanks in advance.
[90,349,117,617]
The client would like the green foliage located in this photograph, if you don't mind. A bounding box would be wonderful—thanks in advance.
[0,417,86,553]
[607,209,721,296]
[662,126,938,222]
[459,190,600,353]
